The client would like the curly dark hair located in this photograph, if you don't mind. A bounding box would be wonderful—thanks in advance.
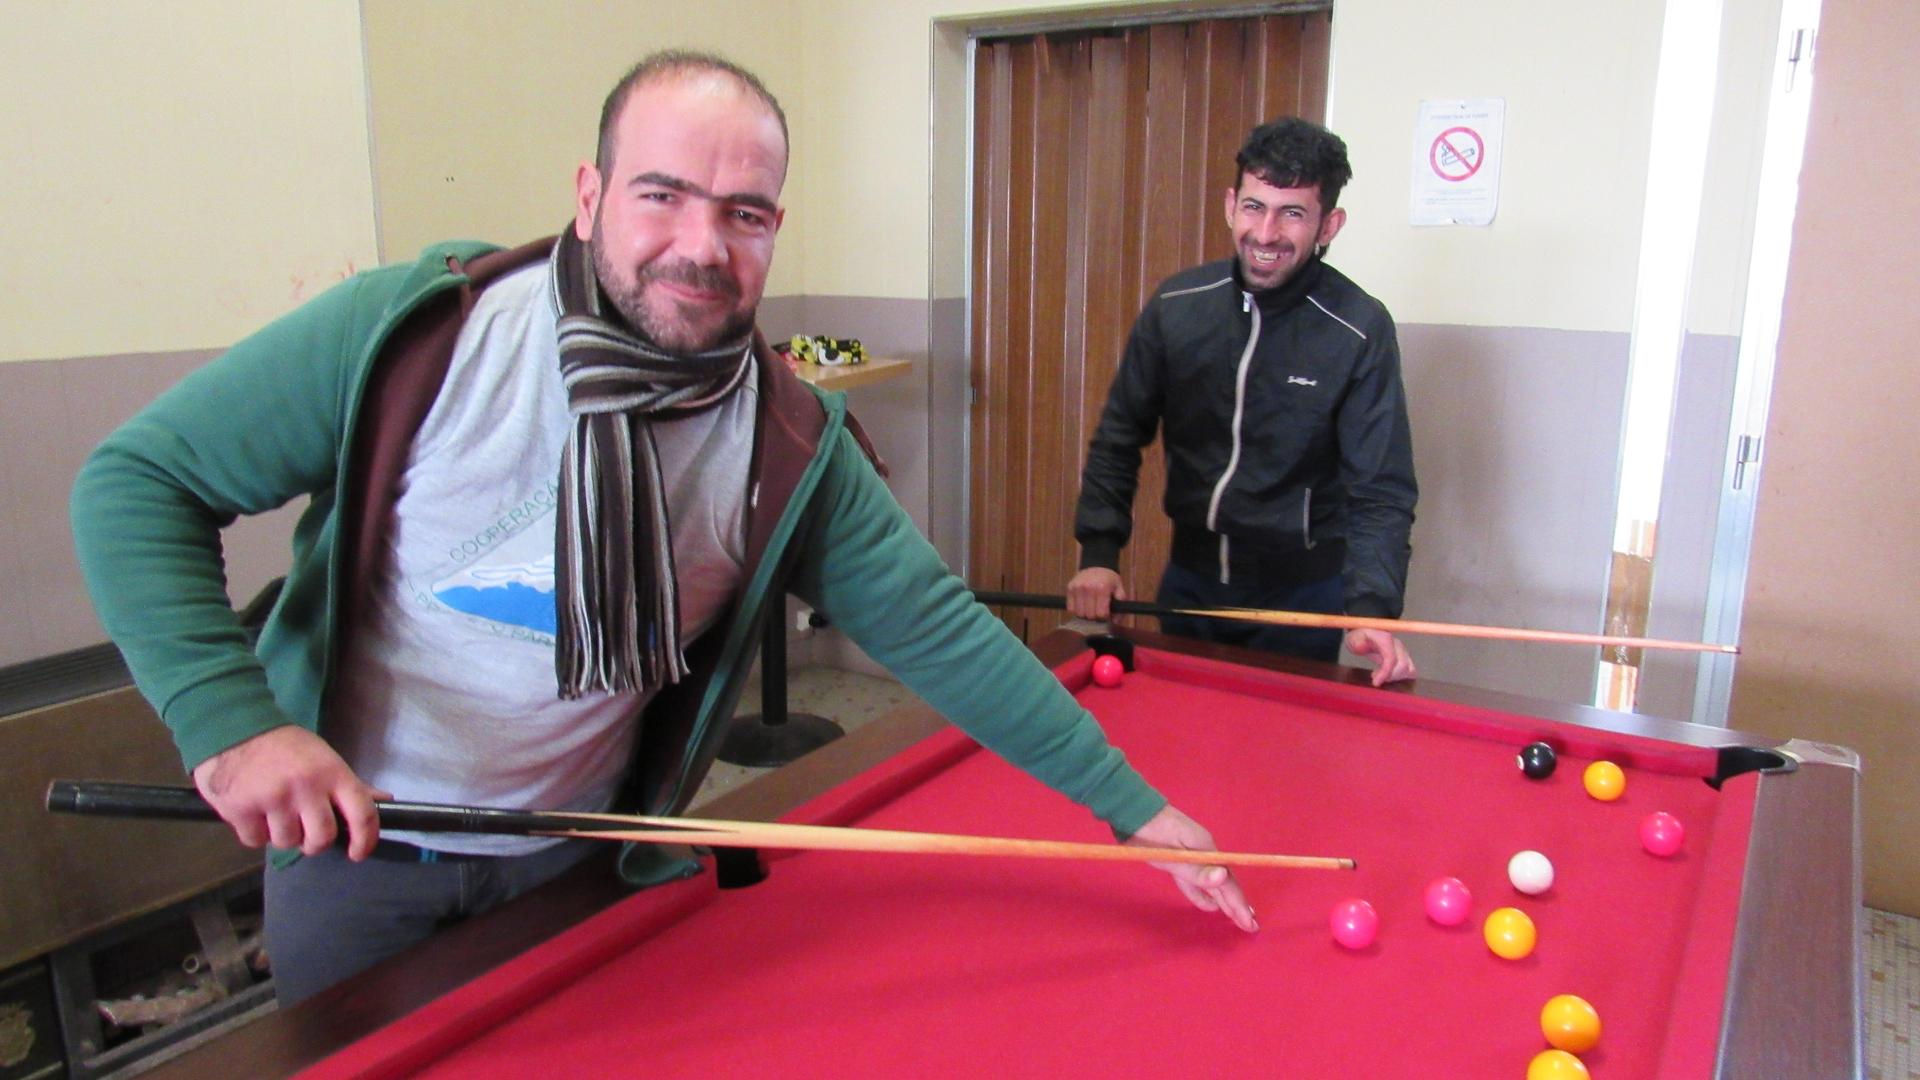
[595,50,788,173]
[1234,117,1353,211]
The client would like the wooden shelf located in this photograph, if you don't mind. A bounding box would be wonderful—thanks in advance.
[789,355,913,392]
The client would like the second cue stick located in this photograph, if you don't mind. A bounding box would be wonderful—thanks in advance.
[971,589,1738,655]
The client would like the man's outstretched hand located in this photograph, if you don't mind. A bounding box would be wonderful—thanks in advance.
[1345,628,1417,686]
[1125,804,1259,933]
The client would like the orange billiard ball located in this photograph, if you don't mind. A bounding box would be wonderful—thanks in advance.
[1527,1049,1590,1079]
[1483,906,1537,960]
[1583,760,1626,801]
[1541,993,1602,1053]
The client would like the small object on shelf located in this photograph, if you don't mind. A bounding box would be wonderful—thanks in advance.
[788,334,867,367]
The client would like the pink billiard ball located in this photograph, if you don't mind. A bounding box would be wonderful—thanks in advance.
[1091,655,1125,688]
[1330,898,1380,949]
[1641,811,1686,856]
[1423,876,1473,926]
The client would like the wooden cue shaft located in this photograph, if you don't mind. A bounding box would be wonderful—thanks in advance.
[1188,606,1739,655]
[540,815,1353,870]
[970,589,1737,655]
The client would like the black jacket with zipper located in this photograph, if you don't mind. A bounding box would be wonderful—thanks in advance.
[1074,256,1416,619]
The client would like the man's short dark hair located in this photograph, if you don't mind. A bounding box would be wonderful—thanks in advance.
[1234,118,1353,211]
[595,50,789,173]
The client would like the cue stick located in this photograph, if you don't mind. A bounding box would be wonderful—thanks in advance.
[47,780,1354,872]
[971,589,1739,655]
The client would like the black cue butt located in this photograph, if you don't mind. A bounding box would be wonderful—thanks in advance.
[46,779,223,822]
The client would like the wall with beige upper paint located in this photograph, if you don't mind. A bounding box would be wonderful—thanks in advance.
[0,1,377,364]
[1,0,1767,360]
[0,0,1812,738]
[1,1,378,664]
[359,0,805,290]
[805,0,1749,337]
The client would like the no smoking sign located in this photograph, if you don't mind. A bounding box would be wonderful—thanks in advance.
[1411,99,1504,226]
[1429,126,1485,182]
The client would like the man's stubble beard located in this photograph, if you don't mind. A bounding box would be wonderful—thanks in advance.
[589,213,757,354]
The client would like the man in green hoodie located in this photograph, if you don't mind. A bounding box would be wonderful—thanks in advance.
[71,51,1256,1004]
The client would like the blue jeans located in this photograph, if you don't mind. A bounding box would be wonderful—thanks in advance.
[264,837,597,1004]
[1154,561,1345,662]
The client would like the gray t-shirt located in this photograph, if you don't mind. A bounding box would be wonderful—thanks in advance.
[329,261,753,854]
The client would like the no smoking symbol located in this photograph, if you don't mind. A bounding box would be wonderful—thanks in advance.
[1430,126,1484,182]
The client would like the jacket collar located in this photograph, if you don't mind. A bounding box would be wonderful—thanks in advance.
[1235,254,1324,313]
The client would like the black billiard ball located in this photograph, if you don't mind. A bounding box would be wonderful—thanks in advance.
[1518,741,1558,780]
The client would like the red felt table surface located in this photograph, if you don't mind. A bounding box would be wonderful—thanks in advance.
[302,647,1751,1080]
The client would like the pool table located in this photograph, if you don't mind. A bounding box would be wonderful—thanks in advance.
[144,627,1861,1079]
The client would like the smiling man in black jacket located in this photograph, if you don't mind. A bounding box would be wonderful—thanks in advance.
[1067,117,1418,686]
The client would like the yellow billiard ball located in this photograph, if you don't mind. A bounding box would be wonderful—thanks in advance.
[1527,1048,1590,1079]
[1541,993,1602,1053]
[1583,760,1626,801]
[1483,906,1537,960]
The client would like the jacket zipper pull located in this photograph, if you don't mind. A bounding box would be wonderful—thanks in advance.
[1242,291,1251,313]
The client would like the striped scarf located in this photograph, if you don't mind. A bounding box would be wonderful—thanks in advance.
[549,230,752,699]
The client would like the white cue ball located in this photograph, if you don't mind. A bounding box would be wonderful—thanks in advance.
[1508,850,1555,895]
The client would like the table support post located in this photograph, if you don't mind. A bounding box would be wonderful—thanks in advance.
[717,602,844,767]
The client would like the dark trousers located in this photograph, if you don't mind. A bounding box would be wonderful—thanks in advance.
[1154,561,1345,663]
[263,837,596,1005]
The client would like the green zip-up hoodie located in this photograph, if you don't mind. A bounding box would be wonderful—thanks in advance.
[70,241,1164,878]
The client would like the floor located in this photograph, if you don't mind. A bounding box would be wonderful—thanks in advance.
[1871,908,1920,1078]
[689,663,919,810]
[703,664,1916,1077]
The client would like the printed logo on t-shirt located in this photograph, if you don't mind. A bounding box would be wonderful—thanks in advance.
[433,551,556,637]
[414,485,560,643]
